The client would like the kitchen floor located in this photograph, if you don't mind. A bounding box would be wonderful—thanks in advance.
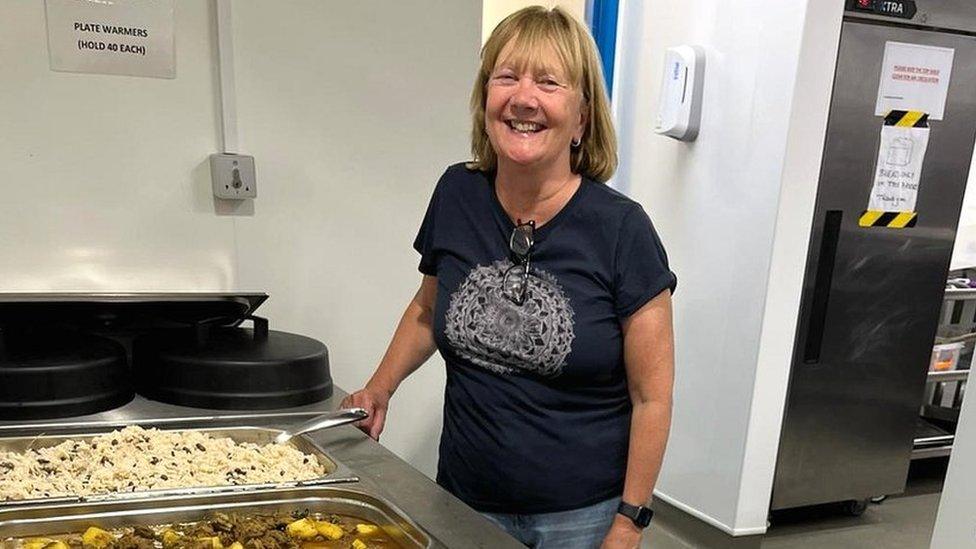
[642,458,947,549]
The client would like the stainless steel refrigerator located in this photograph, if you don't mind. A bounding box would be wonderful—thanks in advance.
[772,0,976,511]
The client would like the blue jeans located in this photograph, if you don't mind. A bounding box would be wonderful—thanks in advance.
[481,496,621,548]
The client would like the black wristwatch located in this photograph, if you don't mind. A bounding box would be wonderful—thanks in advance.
[617,501,653,529]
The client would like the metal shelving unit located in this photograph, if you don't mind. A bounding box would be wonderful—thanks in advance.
[913,287,974,460]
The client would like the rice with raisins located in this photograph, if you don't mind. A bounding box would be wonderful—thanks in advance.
[0,425,325,500]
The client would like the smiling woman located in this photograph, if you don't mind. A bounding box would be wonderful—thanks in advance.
[468,6,617,182]
[342,6,676,549]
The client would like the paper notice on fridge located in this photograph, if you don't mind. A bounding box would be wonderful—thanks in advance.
[875,41,954,120]
[867,124,929,212]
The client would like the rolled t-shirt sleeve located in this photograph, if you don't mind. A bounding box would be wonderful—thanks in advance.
[613,205,677,318]
[413,179,443,276]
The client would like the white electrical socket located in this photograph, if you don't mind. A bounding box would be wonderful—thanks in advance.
[210,153,256,199]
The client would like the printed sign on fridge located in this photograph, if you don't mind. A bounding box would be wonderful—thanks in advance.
[875,41,954,120]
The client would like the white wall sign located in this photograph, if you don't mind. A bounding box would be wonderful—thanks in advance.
[45,0,175,79]
[875,41,954,120]
[868,123,929,212]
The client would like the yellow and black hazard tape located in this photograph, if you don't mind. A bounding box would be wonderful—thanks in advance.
[884,110,928,127]
[859,210,917,228]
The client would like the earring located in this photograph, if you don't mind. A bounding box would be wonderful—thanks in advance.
[571,137,582,148]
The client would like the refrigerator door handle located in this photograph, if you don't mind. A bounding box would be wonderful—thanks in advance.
[803,210,844,364]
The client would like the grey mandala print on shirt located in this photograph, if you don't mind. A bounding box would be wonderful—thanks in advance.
[445,259,576,377]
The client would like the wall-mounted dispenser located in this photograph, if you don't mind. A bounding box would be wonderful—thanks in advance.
[654,45,705,141]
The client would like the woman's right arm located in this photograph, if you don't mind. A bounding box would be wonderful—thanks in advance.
[340,275,438,440]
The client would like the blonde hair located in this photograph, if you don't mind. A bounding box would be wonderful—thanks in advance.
[468,6,617,182]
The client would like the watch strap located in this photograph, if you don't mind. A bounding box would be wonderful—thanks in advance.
[617,500,653,529]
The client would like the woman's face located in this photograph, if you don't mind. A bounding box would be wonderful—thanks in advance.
[485,43,586,173]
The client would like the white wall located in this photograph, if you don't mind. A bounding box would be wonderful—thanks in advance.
[613,0,842,535]
[932,382,976,547]
[736,2,844,530]
[231,1,481,477]
[0,1,237,291]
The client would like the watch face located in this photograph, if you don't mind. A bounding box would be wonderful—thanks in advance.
[636,507,653,527]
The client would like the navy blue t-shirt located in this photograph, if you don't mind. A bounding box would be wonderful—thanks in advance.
[414,163,676,514]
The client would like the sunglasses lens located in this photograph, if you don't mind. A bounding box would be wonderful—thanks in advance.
[503,271,523,295]
[510,225,534,257]
[501,263,530,305]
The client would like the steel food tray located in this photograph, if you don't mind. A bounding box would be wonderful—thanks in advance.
[0,421,359,508]
[0,486,435,548]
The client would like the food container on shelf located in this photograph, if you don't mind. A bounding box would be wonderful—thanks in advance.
[930,342,965,372]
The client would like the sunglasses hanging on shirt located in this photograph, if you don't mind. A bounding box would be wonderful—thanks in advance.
[502,220,535,305]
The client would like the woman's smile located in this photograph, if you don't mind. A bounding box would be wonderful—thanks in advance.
[506,119,547,134]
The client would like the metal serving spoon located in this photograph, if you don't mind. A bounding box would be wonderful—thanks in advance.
[274,407,369,445]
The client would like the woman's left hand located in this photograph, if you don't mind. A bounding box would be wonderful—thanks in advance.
[600,515,643,548]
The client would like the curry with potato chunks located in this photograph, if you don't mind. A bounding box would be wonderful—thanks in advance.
[5,510,399,549]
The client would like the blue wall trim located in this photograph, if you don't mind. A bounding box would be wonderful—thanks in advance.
[587,0,619,97]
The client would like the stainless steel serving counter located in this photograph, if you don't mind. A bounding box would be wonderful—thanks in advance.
[0,390,523,549]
